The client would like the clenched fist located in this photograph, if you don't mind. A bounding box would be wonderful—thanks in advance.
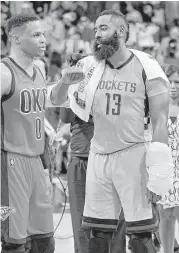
[66,53,86,66]
[61,66,85,85]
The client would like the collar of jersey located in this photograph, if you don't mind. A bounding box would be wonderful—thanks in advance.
[8,57,36,81]
[105,52,134,70]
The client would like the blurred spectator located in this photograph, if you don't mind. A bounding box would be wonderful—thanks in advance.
[78,16,94,43]
[31,1,51,18]
[151,1,165,28]
[137,22,160,47]
[65,29,92,55]
[157,26,179,65]
[126,2,143,23]
[1,1,11,57]
[165,1,179,27]
[1,15,9,58]
[139,2,155,23]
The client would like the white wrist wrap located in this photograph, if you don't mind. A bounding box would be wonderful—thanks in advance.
[146,142,174,196]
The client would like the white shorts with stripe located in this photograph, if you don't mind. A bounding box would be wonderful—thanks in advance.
[82,143,159,234]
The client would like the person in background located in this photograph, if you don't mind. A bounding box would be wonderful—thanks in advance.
[157,26,179,65]
[158,64,179,253]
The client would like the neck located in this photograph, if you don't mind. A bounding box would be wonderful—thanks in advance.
[169,99,179,117]
[107,45,131,68]
[10,47,34,70]
[170,97,179,106]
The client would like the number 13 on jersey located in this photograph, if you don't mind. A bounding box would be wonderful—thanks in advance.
[106,93,121,115]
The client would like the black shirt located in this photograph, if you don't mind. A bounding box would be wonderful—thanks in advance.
[60,108,94,157]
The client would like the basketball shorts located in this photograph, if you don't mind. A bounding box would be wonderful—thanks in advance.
[1,150,54,244]
[82,144,159,234]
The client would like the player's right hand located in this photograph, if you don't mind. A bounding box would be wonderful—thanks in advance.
[66,53,85,66]
[61,66,85,86]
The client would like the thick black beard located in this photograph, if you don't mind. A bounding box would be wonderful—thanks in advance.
[93,32,119,61]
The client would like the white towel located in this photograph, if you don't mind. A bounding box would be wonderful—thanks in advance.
[68,56,105,121]
[65,49,169,121]
[146,142,174,197]
[129,49,168,81]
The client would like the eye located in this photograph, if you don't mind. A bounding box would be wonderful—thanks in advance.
[173,81,179,86]
[33,33,40,38]
[101,27,107,31]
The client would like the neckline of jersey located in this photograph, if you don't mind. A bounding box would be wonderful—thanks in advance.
[105,52,134,70]
[8,57,37,81]
[170,116,177,124]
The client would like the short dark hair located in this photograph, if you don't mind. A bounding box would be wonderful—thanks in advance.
[6,14,40,34]
[98,9,129,42]
[164,64,179,77]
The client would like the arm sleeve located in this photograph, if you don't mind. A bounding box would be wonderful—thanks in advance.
[146,77,169,98]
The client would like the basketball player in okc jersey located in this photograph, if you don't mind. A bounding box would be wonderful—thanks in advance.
[1,15,54,253]
[49,10,173,253]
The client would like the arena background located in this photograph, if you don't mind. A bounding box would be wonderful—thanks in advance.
[1,1,179,252]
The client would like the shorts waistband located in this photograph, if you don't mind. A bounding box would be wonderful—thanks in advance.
[91,142,145,156]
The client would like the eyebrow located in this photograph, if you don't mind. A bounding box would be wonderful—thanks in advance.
[94,24,108,31]
[32,31,46,35]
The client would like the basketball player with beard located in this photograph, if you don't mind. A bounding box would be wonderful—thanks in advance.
[49,10,171,253]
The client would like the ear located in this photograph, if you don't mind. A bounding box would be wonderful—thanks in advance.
[10,34,21,45]
[119,26,124,37]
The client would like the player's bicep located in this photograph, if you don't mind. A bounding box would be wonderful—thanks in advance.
[1,63,12,98]
[149,92,169,127]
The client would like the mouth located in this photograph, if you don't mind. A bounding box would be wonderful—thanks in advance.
[96,41,109,49]
[95,40,102,47]
[170,92,177,97]
[39,46,46,51]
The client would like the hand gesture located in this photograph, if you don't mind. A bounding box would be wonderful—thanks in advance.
[61,66,85,85]
[66,53,86,66]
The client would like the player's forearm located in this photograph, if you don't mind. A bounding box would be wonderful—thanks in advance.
[46,64,85,107]
[152,115,168,145]
[50,80,69,106]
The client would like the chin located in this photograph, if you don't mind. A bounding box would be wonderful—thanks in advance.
[170,95,178,99]
[38,52,45,57]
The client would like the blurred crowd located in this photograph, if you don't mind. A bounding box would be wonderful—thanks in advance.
[1,1,179,174]
[2,1,179,80]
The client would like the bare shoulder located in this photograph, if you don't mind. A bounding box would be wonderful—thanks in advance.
[1,62,12,96]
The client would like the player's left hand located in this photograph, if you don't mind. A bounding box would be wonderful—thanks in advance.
[147,189,162,204]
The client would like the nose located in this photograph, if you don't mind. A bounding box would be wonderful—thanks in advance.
[95,29,102,40]
[40,34,46,44]
[170,81,176,89]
